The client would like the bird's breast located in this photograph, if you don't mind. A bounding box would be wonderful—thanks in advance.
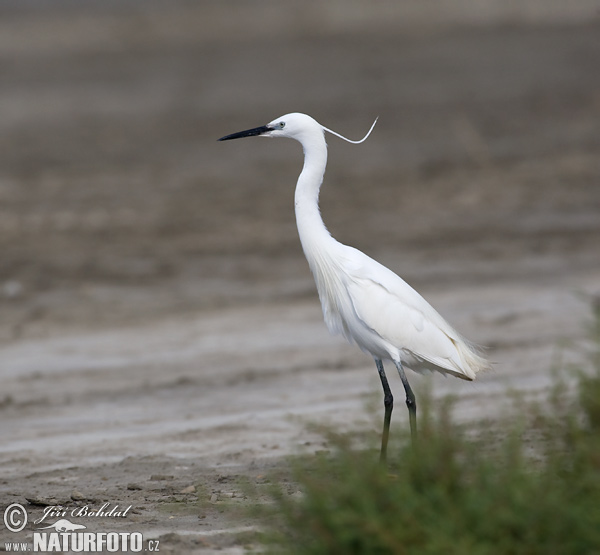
[308,254,394,359]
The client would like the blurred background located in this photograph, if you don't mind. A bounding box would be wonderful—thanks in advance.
[1,0,600,544]
[1,0,599,339]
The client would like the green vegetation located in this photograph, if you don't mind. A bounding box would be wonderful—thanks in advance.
[251,309,600,554]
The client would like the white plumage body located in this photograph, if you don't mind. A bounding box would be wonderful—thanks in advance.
[304,239,481,380]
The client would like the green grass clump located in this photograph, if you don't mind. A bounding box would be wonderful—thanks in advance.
[254,312,600,554]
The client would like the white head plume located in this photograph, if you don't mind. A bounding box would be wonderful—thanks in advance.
[321,117,378,144]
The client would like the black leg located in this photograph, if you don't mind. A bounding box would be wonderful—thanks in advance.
[375,358,393,464]
[394,361,417,442]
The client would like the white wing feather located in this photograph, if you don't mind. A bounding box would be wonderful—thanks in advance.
[340,247,487,380]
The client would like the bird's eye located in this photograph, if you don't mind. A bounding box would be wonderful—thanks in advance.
[279,122,286,129]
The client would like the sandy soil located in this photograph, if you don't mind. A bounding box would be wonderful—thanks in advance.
[1,3,600,552]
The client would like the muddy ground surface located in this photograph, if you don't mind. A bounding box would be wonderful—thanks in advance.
[1,3,600,553]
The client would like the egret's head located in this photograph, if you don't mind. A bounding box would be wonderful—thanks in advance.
[265,113,323,140]
[218,113,321,142]
[218,113,377,144]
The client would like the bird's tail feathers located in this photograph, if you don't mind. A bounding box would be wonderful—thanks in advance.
[449,337,491,380]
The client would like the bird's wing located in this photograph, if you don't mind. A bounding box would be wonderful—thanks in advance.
[342,248,481,379]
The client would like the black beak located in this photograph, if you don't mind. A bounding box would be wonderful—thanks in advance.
[218,125,272,141]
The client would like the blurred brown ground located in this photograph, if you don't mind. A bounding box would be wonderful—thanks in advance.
[1,2,599,551]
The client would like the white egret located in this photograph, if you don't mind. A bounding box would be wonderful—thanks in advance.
[219,113,489,462]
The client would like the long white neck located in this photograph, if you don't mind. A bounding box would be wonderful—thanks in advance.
[293,130,348,338]
[294,132,338,261]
